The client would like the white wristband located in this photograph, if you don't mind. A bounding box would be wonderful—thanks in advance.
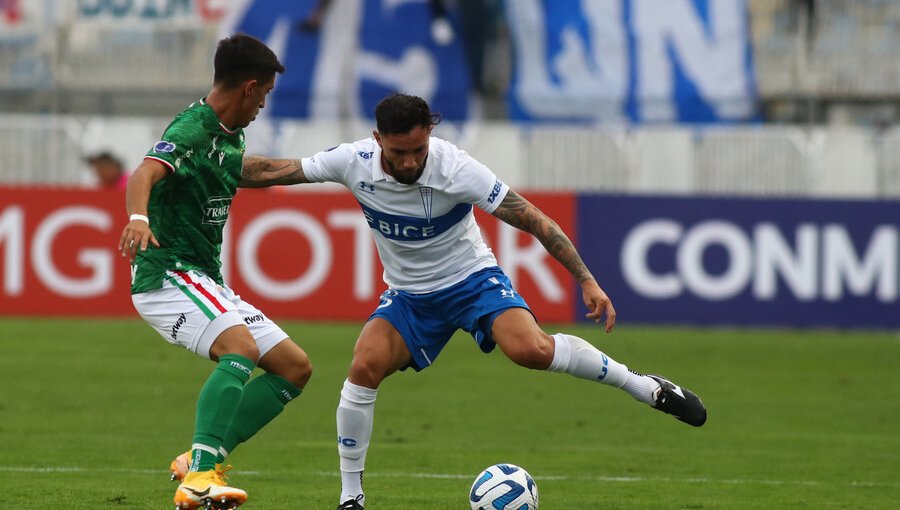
[129,214,149,224]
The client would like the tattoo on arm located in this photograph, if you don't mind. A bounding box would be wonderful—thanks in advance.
[493,190,594,282]
[240,157,306,187]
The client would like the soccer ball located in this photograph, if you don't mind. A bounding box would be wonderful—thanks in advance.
[469,463,539,510]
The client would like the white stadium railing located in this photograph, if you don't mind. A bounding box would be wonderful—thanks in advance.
[877,126,900,196]
[0,114,889,198]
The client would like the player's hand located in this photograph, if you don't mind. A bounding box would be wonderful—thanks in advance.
[582,279,616,333]
[118,219,159,260]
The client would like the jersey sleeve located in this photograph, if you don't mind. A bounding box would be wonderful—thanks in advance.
[143,123,204,177]
[445,147,509,214]
[301,143,356,185]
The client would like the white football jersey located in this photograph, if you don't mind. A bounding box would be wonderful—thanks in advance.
[302,137,509,293]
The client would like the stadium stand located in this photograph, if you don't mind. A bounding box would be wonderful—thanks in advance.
[0,0,898,196]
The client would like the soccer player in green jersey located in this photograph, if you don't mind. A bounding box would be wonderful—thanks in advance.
[118,34,310,510]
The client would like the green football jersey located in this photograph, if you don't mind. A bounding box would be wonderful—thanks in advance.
[131,98,245,294]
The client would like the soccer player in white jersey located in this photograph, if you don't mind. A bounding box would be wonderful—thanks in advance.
[241,93,707,510]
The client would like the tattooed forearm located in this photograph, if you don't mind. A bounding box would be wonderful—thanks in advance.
[492,190,529,223]
[239,157,306,187]
[493,191,595,283]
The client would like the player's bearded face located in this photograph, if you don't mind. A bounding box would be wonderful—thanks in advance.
[377,125,432,185]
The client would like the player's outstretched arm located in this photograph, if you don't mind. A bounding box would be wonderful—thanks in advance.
[239,156,309,187]
[119,159,166,260]
[491,190,616,332]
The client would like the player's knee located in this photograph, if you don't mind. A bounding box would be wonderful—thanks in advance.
[506,333,554,370]
[211,326,261,362]
[285,352,313,388]
[236,342,261,363]
[212,338,260,363]
[348,356,386,389]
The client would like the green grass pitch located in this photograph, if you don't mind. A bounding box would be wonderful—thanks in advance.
[1,317,898,509]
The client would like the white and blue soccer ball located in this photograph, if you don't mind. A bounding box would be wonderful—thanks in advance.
[469,463,539,510]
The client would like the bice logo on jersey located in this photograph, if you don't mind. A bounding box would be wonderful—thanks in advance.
[203,196,232,225]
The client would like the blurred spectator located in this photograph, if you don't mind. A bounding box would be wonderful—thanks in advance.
[430,0,455,46]
[85,151,128,190]
[298,0,457,46]
[296,0,499,93]
[788,0,816,35]
[457,0,503,94]
[1,0,22,24]
[297,0,331,32]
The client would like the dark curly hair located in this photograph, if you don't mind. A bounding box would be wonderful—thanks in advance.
[375,93,442,135]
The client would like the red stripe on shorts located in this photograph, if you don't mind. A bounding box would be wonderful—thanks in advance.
[173,271,227,313]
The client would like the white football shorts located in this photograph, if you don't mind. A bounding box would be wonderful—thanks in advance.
[132,269,288,359]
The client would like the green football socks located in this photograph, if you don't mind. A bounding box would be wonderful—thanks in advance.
[219,373,302,459]
[191,354,255,472]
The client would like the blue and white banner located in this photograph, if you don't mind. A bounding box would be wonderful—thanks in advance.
[505,0,758,123]
[223,0,470,120]
[578,195,900,329]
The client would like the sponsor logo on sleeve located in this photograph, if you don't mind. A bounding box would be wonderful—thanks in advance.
[488,179,503,204]
[174,148,193,169]
[153,141,176,153]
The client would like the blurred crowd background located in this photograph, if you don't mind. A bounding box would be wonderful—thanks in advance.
[1,0,898,195]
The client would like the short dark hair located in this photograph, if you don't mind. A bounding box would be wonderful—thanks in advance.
[375,93,442,135]
[213,33,285,88]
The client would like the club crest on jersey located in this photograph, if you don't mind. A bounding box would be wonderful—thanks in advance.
[207,136,226,166]
[419,186,433,223]
[153,141,176,153]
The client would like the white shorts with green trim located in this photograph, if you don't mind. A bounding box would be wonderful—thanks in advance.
[132,269,288,359]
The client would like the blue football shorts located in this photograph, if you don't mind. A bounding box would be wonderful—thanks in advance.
[369,266,532,371]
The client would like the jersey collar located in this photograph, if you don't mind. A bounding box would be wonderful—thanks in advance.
[198,97,239,135]
[372,142,388,182]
